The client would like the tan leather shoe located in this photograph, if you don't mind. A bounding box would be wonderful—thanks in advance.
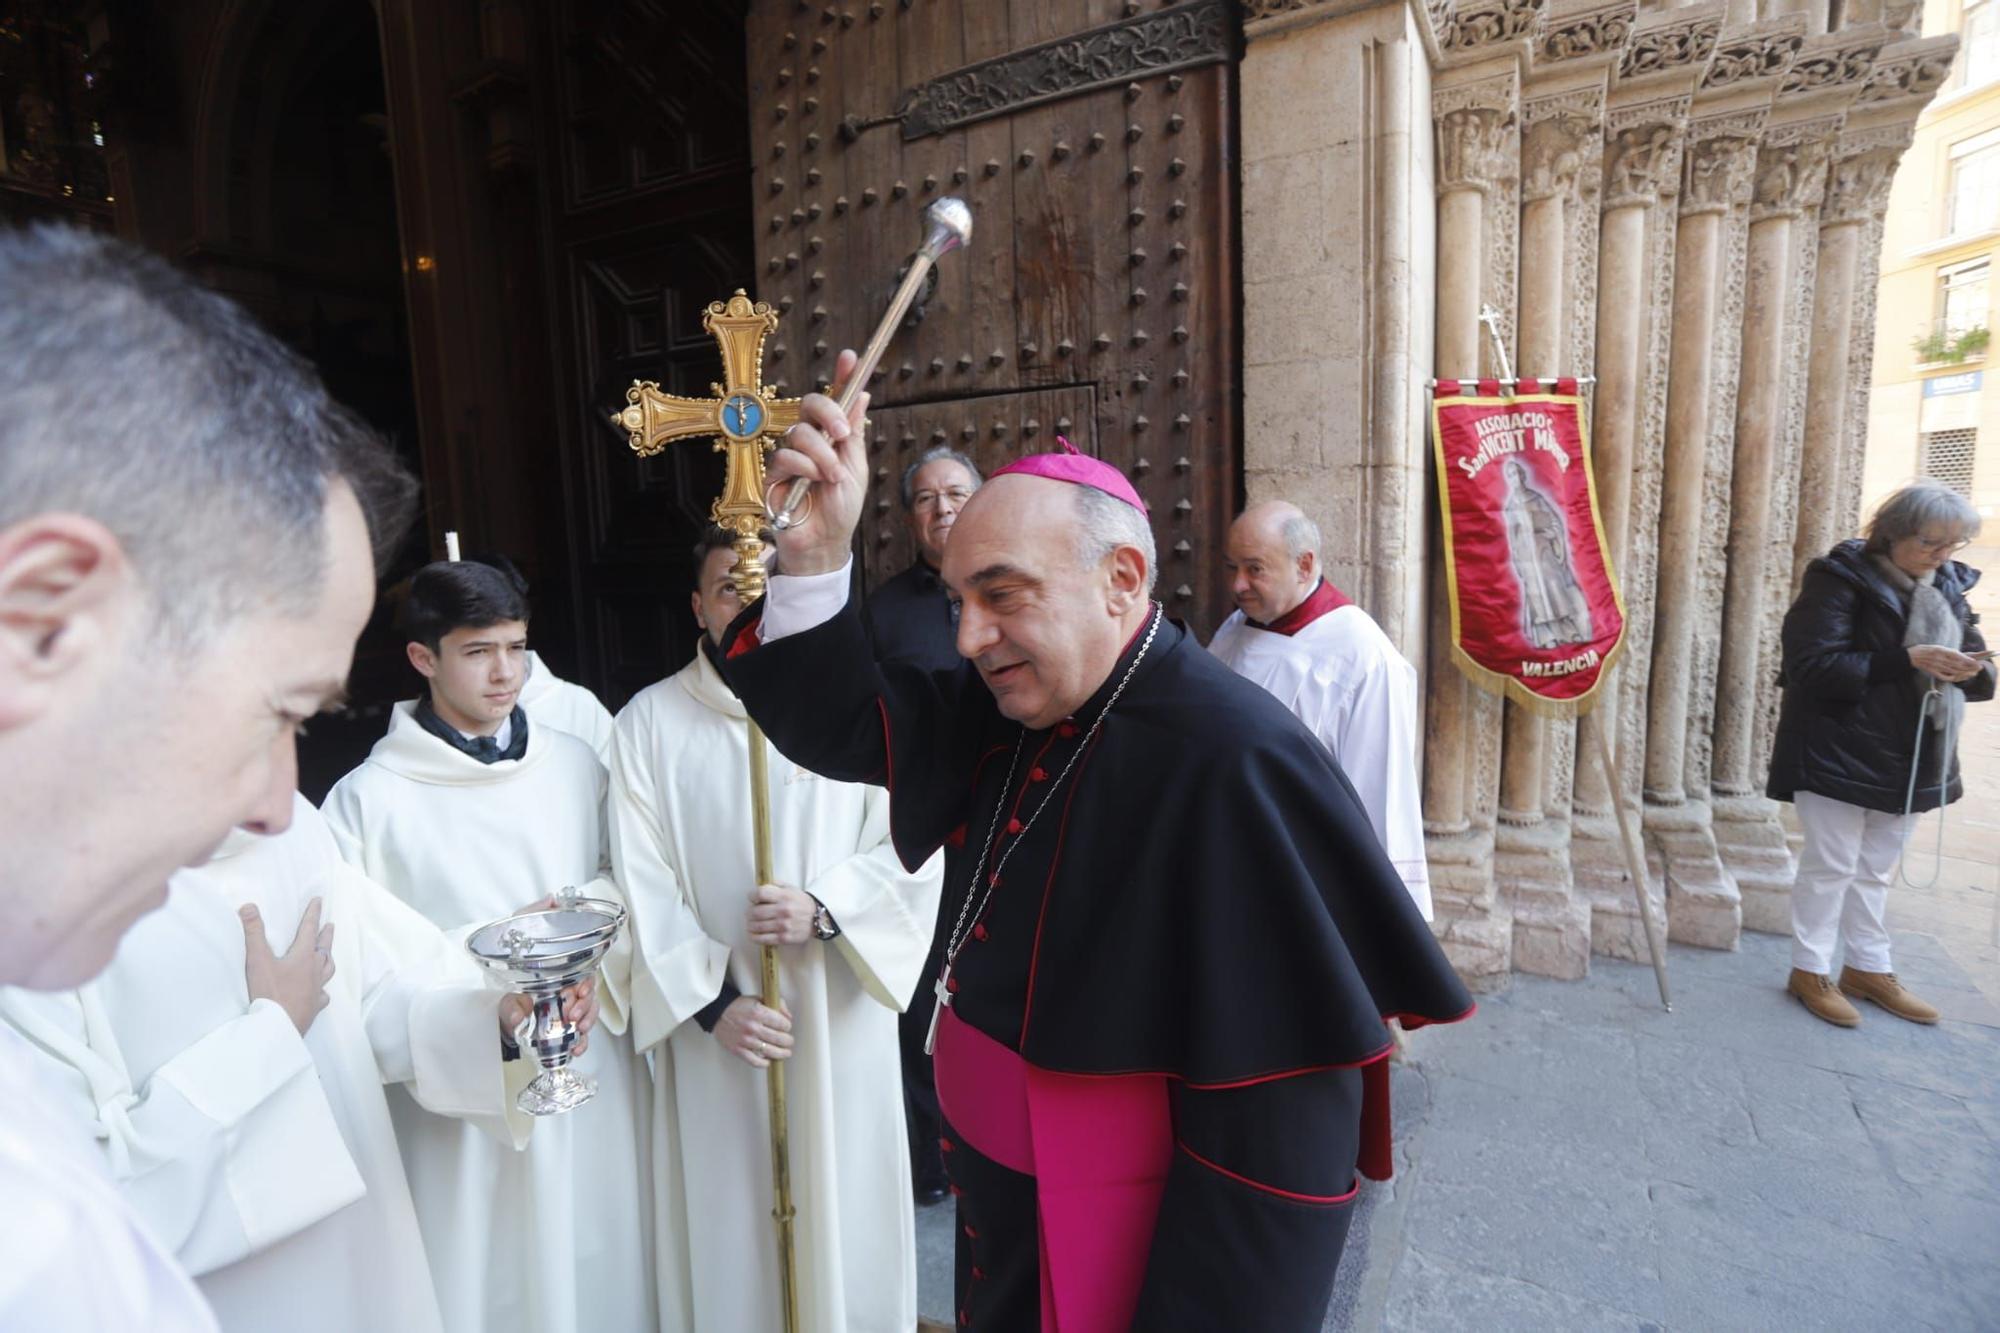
[1838,967,1940,1025]
[1788,969,1861,1027]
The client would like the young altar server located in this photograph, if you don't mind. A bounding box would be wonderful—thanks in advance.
[605,527,943,1333]
[0,794,562,1332]
[1208,501,1433,920]
[461,555,615,758]
[322,558,655,1333]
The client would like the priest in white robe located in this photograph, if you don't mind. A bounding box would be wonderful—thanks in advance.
[321,558,655,1333]
[1210,502,1433,919]
[0,795,540,1333]
[606,529,943,1333]
[521,649,615,759]
[0,1021,216,1330]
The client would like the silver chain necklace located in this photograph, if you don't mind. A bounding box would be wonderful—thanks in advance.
[923,604,1162,1055]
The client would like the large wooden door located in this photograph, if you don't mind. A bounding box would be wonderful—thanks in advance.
[742,0,1241,634]
[538,0,758,707]
[542,1,1241,709]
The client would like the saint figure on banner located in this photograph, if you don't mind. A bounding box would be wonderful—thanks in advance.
[1500,456,1593,648]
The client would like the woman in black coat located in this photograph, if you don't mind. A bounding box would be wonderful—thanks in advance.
[1768,482,1993,1028]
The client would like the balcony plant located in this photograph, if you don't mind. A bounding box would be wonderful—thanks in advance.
[1913,323,1991,365]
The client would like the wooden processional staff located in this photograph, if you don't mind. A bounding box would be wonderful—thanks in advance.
[1457,305,1671,1011]
[610,197,973,1333]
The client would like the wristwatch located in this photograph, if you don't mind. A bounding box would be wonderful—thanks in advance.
[811,898,840,941]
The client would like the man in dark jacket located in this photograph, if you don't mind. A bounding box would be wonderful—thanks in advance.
[1769,483,1992,1027]
[867,446,981,673]
[866,445,981,1206]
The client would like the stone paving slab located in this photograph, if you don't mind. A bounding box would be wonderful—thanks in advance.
[1359,932,2000,1332]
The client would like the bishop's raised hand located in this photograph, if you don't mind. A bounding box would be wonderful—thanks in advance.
[766,347,870,576]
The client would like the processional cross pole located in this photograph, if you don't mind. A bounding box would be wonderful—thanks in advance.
[609,196,973,1333]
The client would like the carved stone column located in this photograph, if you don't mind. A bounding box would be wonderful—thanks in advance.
[1570,102,1686,959]
[1711,135,1825,930]
[1570,3,1719,960]
[1788,144,1896,589]
[1641,119,1757,950]
[1424,74,1520,981]
[1495,100,1598,978]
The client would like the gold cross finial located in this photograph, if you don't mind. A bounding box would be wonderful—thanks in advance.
[610,290,803,599]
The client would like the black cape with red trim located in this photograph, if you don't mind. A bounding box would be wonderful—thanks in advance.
[722,595,1471,1328]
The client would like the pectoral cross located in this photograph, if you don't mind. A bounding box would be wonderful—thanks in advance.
[609,289,803,598]
[923,971,952,1056]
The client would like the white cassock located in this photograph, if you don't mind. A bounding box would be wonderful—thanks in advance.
[520,650,615,759]
[0,795,528,1333]
[606,648,943,1333]
[1209,602,1434,919]
[0,1024,216,1332]
[322,704,655,1333]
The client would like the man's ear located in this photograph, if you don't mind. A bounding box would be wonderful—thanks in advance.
[406,640,440,680]
[0,515,133,729]
[1105,545,1149,615]
[1298,549,1319,585]
[690,590,706,633]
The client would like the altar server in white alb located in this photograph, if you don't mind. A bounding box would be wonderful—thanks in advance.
[0,226,421,1332]
[0,795,567,1332]
[446,556,614,758]
[606,527,943,1333]
[1209,502,1432,919]
[322,558,655,1333]
[521,646,615,758]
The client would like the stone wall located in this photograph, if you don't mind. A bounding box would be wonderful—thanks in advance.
[1242,0,1958,982]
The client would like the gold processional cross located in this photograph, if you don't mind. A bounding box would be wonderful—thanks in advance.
[605,202,968,1333]
[610,289,802,598]
[607,287,805,1333]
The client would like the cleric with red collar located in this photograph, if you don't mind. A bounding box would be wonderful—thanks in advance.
[721,353,1472,1331]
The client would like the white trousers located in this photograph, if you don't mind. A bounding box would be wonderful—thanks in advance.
[1790,790,1913,975]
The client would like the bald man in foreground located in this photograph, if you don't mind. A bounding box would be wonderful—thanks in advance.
[1209,502,1432,919]
[0,225,416,1329]
[714,353,1472,1330]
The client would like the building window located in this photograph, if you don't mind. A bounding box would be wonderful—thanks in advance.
[1949,145,2000,237]
[1942,259,1990,334]
[1923,429,1979,497]
[1917,260,1993,364]
[1966,0,2000,91]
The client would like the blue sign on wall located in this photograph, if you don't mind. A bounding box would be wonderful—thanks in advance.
[1923,370,1983,398]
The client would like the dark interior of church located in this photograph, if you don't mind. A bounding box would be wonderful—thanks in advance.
[0,0,1243,799]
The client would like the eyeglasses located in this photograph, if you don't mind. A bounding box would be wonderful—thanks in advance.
[912,488,974,513]
[1912,535,1972,555]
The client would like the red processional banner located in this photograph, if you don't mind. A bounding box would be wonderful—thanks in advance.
[1429,379,1625,717]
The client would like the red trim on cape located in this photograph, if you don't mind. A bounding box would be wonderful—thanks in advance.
[1178,1142,1361,1206]
[1254,578,1355,636]
[725,614,763,660]
[1387,1000,1479,1032]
